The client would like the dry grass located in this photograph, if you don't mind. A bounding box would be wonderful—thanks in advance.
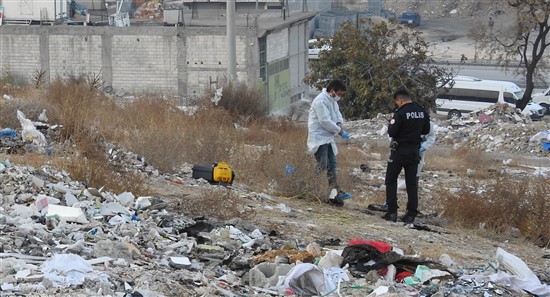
[427,146,496,175]
[170,188,255,221]
[437,176,550,246]
[216,81,267,122]
[0,79,343,213]
[3,78,550,246]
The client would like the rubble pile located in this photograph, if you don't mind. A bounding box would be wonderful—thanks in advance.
[381,0,508,19]
[347,105,550,156]
[1,103,549,296]
[133,1,163,20]
[1,155,549,296]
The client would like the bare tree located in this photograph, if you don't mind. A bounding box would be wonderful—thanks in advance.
[472,0,550,110]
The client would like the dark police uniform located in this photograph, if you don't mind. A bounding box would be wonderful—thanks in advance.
[385,102,430,222]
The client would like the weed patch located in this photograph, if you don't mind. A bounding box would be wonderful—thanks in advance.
[439,176,550,246]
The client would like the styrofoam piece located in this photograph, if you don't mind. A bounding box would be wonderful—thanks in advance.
[135,196,152,209]
[87,257,114,265]
[169,256,191,269]
[116,192,135,206]
[65,192,78,207]
[46,205,89,224]
[100,202,131,216]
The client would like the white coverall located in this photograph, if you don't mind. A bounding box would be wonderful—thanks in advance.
[307,88,344,155]
[417,121,436,176]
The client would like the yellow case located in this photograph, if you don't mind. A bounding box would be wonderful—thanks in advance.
[213,162,233,183]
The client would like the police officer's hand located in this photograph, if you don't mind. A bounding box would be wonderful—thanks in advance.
[341,131,350,139]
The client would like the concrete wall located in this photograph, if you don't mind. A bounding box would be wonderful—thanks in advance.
[0,19,311,113]
[0,26,257,97]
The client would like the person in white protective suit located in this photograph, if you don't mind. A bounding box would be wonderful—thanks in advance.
[307,80,352,207]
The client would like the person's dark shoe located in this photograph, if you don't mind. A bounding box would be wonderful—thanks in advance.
[400,214,416,224]
[382,212,397,222]
[328,194,344,207]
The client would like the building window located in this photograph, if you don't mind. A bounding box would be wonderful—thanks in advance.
[259,37,267,81]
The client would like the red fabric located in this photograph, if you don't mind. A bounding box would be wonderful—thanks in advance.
[395,271,413,282]
[348,238,392,253]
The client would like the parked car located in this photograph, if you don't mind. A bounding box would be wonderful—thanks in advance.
[435,76,545,120]
[398,11,421,27]
[308,39,331,60]
[531,87,550,115]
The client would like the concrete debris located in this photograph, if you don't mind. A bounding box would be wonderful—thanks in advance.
[1,106,549,296]
[347,106,549,156]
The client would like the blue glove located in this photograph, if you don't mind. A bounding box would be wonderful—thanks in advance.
[341,131,350,139]
[419,147,426,153]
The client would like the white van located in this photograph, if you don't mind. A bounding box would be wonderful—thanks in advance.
[435,76,545,120]
[531,87,550,115]
[308,39,331,60]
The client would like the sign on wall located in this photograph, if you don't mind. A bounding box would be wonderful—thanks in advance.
[267,58,290,112]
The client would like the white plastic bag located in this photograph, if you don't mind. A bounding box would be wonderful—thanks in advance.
[41,254,109,288]
[276,263,326,295]
[17,110,46,145]
[529,130,550,143]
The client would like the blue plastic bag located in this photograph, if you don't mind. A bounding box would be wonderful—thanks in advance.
[0,128,17,141]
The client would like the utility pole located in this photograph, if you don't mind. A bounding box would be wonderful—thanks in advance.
[227,0,237,81]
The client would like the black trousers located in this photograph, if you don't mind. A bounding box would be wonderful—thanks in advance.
[385,145,421,215]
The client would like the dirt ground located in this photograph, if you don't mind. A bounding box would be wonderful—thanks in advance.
[145,141,550,287]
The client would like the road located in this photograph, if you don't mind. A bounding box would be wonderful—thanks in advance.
[438,63,550,91]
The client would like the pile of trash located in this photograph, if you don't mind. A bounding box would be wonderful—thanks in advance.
[133,1,163,20]
[1,154,550,296]
[346,105,549,155]
[1,102,550,296]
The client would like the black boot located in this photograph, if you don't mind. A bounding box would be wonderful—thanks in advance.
[382,212,397,222]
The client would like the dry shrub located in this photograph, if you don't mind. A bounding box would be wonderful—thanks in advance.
[172,188,253,220]
[53,154,150,195]
[45,79,116,144]
[113,98,240,172]
[1,79,352,204]
[217,81,267,121]
[427,146,495,174]
[235,118,328,201]
[439,176,550,245]
[0,97,51,128]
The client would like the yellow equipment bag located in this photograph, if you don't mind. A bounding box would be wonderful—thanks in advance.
[212,162,234,184]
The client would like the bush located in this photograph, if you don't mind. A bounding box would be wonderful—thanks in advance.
[216,81,267,122]
[439,176,550,245]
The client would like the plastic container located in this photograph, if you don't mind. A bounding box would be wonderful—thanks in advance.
[542,142,550,151]
[213,162,233,184]
[192,165,213,181]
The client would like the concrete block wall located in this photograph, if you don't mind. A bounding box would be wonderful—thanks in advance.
[0,34,41,83]
[0,26,256,97]
[185,34,249,95]
[266,28,288,62]
[111,35,178,94]
[49,35,102,81]
[0,19,311,113]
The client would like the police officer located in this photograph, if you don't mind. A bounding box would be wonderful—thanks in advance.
[383,89,430,223]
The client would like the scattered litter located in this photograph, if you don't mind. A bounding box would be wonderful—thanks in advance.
[16,110,46,146]
[41,254,109,288]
